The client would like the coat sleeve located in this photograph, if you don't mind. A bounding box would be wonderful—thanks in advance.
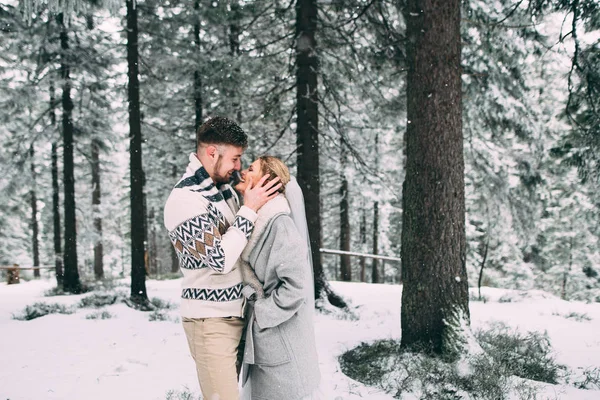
[253,216,310,329]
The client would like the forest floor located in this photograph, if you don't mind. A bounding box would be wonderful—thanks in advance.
[1,275,599,399]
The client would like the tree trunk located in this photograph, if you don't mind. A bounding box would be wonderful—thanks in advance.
[359,257,366,282]
[127,0,148,304]
[371,201,380,283]
[52,142,64,286]
[91,138,104,280]
[229,1,242,122]
[58,12,81,294]
[30,146,40,277]
[339,144,351,281]
[360,208,366,282]
[228,3,240,57]
[371,133,380,284]
[194,0,203,130]
[50,75,63,286]
[171,165,180,273]
[562,235,574,300]
[400,0,469,355]
[296,0,345,308]
[149,207,158,275]
[143,183,149,276]
[478,233,489,301]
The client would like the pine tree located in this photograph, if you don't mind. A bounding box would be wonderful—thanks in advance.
[400,0,470,355]
[296,0,345,307]
[339,141,351,281]
[193,0,203,130]
[126,0,149,306]
[51,141,64,285]
[534,1,600,195]
[29,145,40,276]
[296,0,322,295]
[58,12,82,293]
[91,137,103,280]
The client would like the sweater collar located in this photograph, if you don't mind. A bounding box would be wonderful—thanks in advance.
[175,153,236,204]
[241,193,290,262]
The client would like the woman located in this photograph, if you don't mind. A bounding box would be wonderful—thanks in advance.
[235,156,322,400]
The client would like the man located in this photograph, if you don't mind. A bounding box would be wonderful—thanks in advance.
[164,116,280,400]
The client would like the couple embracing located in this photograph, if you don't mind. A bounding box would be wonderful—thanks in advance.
[163,117,322,400]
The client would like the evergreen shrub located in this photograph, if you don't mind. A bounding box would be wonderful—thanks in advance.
[85,310,113,320]
[12,302,74,320]
[572,367,600,390]
[150,297,177,310]
[79,292,123,308]
[164,388,201,400]
[339,339,511,399]
[475,323,564,384]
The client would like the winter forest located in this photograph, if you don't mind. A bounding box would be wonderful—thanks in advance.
[2,0,600,399]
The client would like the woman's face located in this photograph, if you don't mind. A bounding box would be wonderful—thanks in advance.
[234,159,263,192]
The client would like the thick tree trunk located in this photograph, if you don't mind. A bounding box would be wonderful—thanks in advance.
[339,145,351,281]
[58,13,81,294]
[296,0,345,308]
[91,138,104,280]
[400,0,469,354]
[194,0,203,130]
[127,0,148,304]
[29,146,40,277]
[50,76,63,286]
[296,0,320,290]
[371,202,380,283]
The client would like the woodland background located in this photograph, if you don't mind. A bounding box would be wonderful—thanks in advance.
[1,0,599,304]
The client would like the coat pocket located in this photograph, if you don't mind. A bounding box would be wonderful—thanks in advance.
[252,324,291,366]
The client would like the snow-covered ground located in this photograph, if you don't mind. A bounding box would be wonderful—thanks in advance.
[1,277,599,400]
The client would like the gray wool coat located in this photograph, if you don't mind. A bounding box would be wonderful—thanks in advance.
[241,211,321,400]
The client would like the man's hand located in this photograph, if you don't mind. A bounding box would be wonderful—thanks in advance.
[243,175,282,212]
[240,261,265,300]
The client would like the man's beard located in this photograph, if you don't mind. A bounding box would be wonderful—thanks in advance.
[212,155,231,183]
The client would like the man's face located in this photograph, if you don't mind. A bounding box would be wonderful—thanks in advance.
[212,145,244,183]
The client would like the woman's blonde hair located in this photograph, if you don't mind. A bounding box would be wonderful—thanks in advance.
[259,156,290,193]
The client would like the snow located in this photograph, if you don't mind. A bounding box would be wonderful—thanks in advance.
[1,279,600,399]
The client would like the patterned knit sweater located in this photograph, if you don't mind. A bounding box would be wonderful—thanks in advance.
[163,153,258,318]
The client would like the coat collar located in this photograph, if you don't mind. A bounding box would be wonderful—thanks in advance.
[241,193,290,262]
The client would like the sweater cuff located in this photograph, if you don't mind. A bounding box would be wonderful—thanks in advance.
[237,205,258,223]
[241,284,257,301]
[233,206,257,240]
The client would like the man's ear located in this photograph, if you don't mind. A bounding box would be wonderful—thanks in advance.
[205,145,218,160]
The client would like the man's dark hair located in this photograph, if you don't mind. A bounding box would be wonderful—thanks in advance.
[196,117,248,149]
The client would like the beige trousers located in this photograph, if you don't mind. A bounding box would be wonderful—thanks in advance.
[182,316,244,400]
